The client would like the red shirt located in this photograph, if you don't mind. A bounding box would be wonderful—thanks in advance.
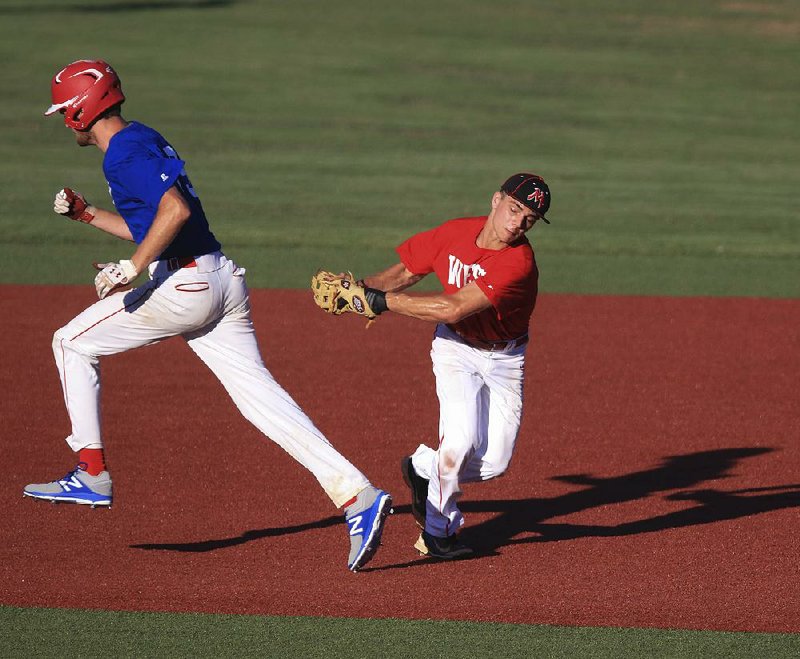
[396,216,538,341]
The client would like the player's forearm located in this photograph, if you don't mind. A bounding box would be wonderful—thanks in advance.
[84,207,134,240]
[363,263,423,292]
[129,195,190,272]
[384,292,470,324]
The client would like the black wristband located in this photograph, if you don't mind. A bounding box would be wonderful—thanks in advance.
[364,287,388,315]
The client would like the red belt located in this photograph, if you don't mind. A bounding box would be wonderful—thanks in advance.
[453,331,529,352]
[166,256,197,271]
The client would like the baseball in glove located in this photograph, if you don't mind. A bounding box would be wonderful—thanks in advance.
[311,270,387,321]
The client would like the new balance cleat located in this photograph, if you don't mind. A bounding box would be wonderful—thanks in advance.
[23,463,112,508]
[345,487,393,572]
[400,456,428,529]
[414,531,474,560]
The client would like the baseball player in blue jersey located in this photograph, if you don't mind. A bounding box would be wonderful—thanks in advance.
[24,59,391,572]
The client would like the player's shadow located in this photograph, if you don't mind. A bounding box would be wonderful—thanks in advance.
[457,446,800,555]
[131,446,799,559]
[130,515,344,552]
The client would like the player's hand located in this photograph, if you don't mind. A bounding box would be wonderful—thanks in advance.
[54,188,95,223]
[93,260,138,299]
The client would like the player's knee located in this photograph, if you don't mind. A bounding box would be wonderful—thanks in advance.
[52,326,83,357]
[482,457,512,480]
[438,449,465,477]
[52,327,68,354]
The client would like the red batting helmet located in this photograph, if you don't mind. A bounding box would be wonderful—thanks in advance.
[44,59,125,130]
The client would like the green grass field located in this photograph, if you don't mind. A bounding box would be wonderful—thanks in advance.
[1,608,798,659]
[1,0,798,295]
[1,0,798,656]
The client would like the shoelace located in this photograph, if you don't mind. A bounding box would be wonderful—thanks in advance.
[57,462,89,486]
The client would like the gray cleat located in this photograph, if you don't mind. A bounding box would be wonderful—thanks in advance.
[24,463,112,508]
[344,486,393,571]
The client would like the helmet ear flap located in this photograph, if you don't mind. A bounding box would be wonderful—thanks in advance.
[65,105,86,130]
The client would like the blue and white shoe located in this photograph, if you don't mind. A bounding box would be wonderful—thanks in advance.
[23,463,112,508]
[345,487,392,571]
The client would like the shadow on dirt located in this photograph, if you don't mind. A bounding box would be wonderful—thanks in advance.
[130,514,344,552]
[132,447,800,558]
[460,446,800,555]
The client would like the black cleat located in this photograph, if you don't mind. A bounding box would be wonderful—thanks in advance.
[414,531,474,560]
[400,456,428,529]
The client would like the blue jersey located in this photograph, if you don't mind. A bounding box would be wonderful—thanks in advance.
[103,122,221,260]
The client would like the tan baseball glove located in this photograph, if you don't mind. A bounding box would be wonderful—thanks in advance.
[311,270,381,321]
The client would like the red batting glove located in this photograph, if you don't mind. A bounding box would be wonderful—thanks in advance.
[54,188,95,223]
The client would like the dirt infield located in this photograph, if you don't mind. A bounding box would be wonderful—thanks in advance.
[1,286,798,632]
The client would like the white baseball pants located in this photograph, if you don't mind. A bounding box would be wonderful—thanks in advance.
[52,251,369,508]
[410,324,526,537]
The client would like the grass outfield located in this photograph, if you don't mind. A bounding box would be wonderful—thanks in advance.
[1,608,798,659]
[0,0,798,296]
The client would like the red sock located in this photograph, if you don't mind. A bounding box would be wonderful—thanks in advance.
[78,448,107,476]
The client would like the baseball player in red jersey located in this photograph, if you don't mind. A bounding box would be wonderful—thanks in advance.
[348,174,550,559]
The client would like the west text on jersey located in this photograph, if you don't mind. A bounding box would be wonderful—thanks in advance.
[447,255,486,288]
